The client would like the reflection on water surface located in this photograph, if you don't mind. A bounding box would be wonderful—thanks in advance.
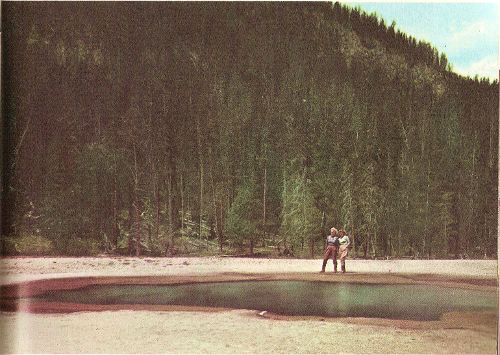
[31,281,497,320]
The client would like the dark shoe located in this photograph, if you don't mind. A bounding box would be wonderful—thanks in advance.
[321,260,327,272]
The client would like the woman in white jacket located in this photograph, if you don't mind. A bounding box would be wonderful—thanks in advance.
[338,230,351,273]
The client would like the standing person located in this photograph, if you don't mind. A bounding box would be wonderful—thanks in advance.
[338,230,351,273]
[320,227,339,273]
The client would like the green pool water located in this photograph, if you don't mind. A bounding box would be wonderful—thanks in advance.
[31,281,497,320]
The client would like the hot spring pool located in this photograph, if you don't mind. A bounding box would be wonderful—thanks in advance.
[30,280,497,321]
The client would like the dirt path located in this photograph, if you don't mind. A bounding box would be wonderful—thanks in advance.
[1,256,497,284]
[0,257,497,354]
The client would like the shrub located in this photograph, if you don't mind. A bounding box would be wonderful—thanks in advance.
[1,234,55,256]
[54,237,101,256]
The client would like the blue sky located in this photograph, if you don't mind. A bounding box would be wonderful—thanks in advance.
[345,2,499,81]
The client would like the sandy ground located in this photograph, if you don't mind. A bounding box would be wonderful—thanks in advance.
[0,256,498,354]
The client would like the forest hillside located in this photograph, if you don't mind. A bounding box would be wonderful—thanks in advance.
[2,2,498,258]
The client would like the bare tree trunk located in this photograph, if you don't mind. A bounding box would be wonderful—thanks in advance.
[321,209,326,229]
[370,227,376,258]
[167,172,174,249]
[126,185,134,254]
[212,179,223,252]
[112,185,118,247]
[180,173,185,233]
[135,197,141,257]
[112,159,118,248]
[155,178,160,242]
[196,116,204,240]
[208,148,223,252]
[133,146,141,257]
[263,162,267,242]
[489,111,494,167]
[13,116,31,170]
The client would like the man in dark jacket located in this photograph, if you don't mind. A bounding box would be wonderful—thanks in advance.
[320,227,340,273]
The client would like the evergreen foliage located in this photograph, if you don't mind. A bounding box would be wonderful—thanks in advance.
[2,2,497,258]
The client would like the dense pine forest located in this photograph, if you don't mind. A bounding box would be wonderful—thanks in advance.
[2,2,498,258]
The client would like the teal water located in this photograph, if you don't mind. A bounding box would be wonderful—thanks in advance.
[32,281,497,320]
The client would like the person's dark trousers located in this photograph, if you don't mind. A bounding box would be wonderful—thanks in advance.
[321,246,338,272]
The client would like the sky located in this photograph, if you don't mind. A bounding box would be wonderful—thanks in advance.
[346,2,499,82]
